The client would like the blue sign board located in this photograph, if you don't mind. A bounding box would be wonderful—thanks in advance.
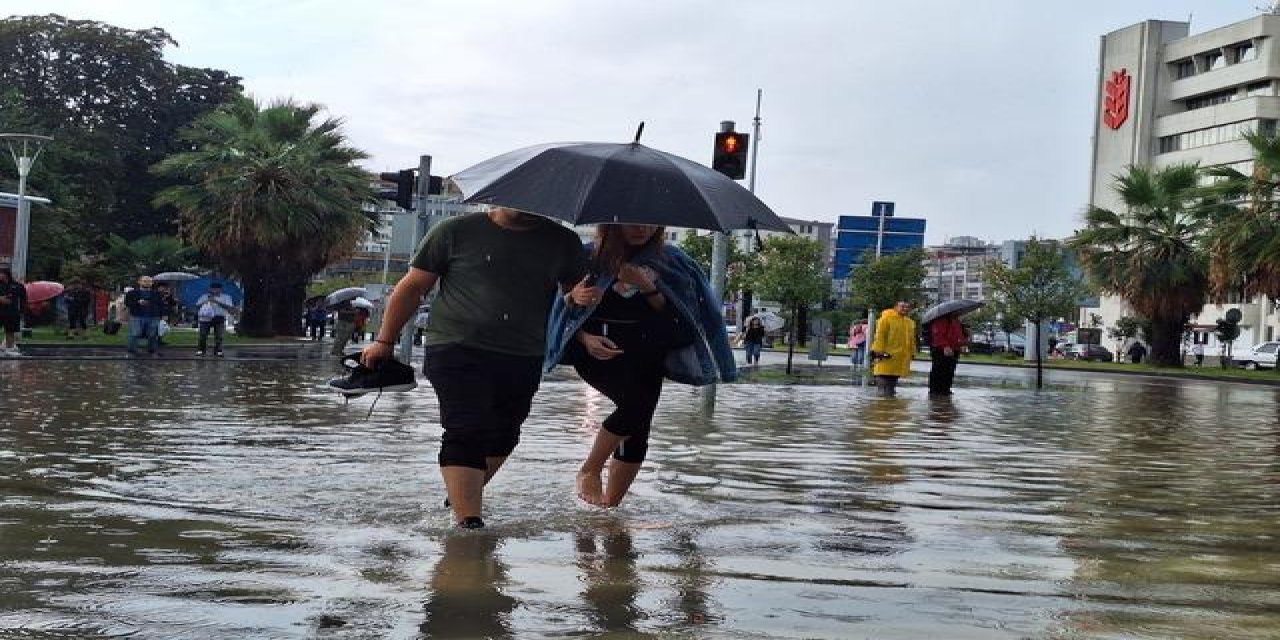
[871,201,895,217]
[833,213,926,281]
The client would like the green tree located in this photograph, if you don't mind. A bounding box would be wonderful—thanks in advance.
[1107,315,1143,361]
[678,230,759,303]
[0,15,241,277]
[153,97,375,337]
[100,234,197,286]
[745,235,828,374]
[985,238,1086,388]
[844,248,927,312]
[1200,132,1280,303]
[1070,164,1209,367]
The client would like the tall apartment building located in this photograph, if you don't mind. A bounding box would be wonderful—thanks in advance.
[1089,12,1280,349]
[923,237,1001,304]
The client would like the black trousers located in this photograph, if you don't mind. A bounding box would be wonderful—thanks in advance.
[424,344,543,470]
[571,319,666,464]
[198,316,227,352]
[67,306,89,330]
[928,347,958,393]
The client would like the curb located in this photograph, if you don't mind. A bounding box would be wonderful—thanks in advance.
[950,358,1280,388]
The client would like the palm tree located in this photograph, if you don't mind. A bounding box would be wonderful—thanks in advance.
[1070,164,1208,366]
[153,97,375,337]
[1200,132,1280,302]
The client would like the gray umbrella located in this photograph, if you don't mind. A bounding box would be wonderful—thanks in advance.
[450,140,792,233]
[325,287,366,308]
[152,271,198,282]
[921,299,984,325]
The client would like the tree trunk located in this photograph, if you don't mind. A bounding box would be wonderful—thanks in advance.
[1148,317,1185,367]
[238,275,273,337]
[786,305,797,375]
[797,305,809,348]
[270,279,307,337]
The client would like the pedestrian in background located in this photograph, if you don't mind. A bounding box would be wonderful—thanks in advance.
[1192,342,1205,367]
[305,302,328,341]
[1127,341,1147,364]
[0,267,27,357]
[330,302,358,356]
[742,316,766,366]
[925,311,966,396]
[870,301,917,397]
[124,275,167,356]
[847,318,867,369]
[195,282,237,356]
[64,278,93,340]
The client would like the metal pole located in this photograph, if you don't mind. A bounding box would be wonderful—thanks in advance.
[12,156,31,283]
[396,155,431,363]
[748,90,762,193]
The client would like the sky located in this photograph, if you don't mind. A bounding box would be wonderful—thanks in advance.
[0,0,1258,243]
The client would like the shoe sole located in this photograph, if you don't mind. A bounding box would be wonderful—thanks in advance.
[329,382,417,397]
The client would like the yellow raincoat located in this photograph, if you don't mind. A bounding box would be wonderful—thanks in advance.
[870,307,917,377]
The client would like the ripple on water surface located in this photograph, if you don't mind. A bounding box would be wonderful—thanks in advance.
[1,359,1279,639]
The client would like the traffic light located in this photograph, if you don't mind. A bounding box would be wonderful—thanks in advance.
[378,169,416,210]
[712,131,749,180]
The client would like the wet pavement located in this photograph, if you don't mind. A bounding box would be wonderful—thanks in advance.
[1,358,1278,639]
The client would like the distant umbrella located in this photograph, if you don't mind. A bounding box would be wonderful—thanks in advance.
[25,281,64,303]
[350,297,375,310]
[325,287,366,308]
[921,299,984,325]
[152,271,198,282]
[749,310,786,332]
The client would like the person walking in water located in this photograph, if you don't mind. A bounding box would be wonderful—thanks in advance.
[546,224,736,508]
[361,207,589,529]
[869,301,917,397]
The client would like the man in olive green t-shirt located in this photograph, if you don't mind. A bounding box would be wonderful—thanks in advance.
[362,207,594,529]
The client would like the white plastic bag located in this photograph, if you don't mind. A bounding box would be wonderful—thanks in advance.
[157,319,171,337]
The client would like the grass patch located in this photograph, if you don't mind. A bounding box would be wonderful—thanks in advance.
[22,325,284,347]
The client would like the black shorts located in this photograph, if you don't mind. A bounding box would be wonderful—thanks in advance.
[423,343,543,469]
[0,314,19,333]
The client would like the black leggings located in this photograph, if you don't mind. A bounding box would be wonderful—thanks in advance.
[573,320,666,464]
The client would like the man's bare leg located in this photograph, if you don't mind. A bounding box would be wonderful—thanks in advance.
[577,428,625,506]
[602,459,642,507]
[442,466,486,524]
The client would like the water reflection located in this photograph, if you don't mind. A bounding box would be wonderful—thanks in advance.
[2,361,1280,639]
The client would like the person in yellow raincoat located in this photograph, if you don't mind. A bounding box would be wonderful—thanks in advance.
[870,301,917,397]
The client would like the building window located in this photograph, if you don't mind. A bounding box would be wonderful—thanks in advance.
[1157,120,1272,155]
[1185,88,1237,111]
[1172,59,1196,79]
[1247,81,1273,97]
[1235,42,1258,63]
[1205,51,1226,70]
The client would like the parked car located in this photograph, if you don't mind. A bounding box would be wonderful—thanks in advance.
[1069,344,1114,362]
[1236,341,1279,370]
[968,332,1026,356]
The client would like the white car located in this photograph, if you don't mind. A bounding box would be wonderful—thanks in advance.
[1237,341,1279,370]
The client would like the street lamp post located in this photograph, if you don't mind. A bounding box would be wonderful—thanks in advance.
[2,133,53,282]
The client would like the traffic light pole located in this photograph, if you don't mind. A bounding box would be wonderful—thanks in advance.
[396,154,432,363]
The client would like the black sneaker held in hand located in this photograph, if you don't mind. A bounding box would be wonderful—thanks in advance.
[327,353,418,397]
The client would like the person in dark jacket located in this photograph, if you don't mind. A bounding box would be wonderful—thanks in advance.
[63,279,93,339]
[124,276,168,356]
[1127,341,1148,364]
[0,267,27,357]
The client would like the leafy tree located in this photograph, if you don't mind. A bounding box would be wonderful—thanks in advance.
[1215,315,1242,368]
[845,248,927,313]
[99,234,197,287]
[1107,315,1143,360]
[1200,132,1280,303]
[1070,164,1209,367]
[985,238,1086,388]
[678,230,759,303]
[0,15,242,277]
[745,235,828,374]
[153,97,376,337]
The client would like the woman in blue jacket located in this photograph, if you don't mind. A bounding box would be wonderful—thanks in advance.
[546,224,736,507]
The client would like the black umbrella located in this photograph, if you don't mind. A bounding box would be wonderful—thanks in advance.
[921,299,984,325]
[450,135,791,233]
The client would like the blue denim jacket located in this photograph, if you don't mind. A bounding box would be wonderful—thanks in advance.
[544,245,738,386]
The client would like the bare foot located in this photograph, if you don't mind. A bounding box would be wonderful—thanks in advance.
[576,471,604,506]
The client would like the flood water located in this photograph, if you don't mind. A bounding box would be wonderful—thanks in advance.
[2,359,1279,639]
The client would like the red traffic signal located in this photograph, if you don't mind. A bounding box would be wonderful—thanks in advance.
[712,132,749,180]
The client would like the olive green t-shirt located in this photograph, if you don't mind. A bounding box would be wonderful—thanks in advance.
[411,213,587,357]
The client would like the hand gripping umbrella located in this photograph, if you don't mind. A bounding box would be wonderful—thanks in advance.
[450,128,792,233]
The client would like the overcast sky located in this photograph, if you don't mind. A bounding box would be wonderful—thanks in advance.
[2,0,1259,242]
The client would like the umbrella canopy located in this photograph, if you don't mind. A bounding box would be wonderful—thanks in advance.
[749,311,786,332]
[921,299,984,325]
[450,141,792,233]
[350,297,374,310]
[25,281,64,303]
[325,287,366,308]
[153,271,198,282]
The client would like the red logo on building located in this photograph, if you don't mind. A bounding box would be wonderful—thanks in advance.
[1102,69,1130,130]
